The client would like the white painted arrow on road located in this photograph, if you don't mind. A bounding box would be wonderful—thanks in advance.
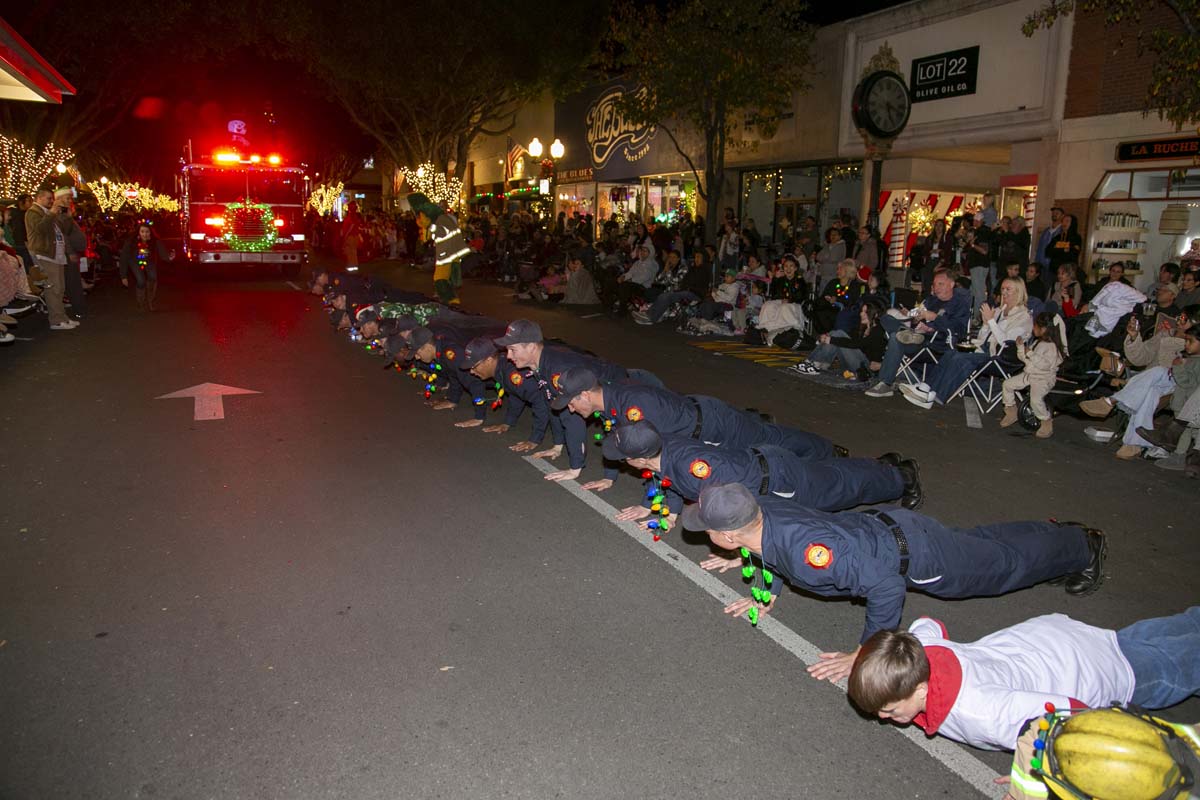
[157,383,261,421]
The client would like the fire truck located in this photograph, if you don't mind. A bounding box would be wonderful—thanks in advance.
[178,147,308,276]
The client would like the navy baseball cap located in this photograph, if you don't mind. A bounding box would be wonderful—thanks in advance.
[463,336,498,367]
[550,366,600,410]
[680,483,760,531]
[407,326,435,355]
[601,420,663,461]
[356,307,380,325]
[390,315,421,332]
[494,319,543,346]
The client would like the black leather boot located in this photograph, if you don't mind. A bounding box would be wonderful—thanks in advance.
[1065,528,1107,596]
[898,458,923,510]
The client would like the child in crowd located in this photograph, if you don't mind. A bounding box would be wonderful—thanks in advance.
[846,606,1200,752]
[1000,312,1065,438]
[536,264,566,302]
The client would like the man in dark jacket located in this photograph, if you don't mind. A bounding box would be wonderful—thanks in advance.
[634,250,711,324]
[865,270,971,398]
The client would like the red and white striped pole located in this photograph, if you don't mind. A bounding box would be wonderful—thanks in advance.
[889,194,910,271]
[1023,189,1038,263]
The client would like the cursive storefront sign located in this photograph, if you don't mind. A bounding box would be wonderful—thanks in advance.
[586,85,657,169]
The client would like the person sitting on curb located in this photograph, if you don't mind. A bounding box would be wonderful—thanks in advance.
[865,270,972,398]
[845,606,1200,751]
[1119,306,1195,371]
[1079,328,1200,459]
[685,482,1106,683]
[599,419,921,527]
[791,297,887,380]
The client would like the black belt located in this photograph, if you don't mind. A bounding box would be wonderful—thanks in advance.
[687,396,704,439]
[863,509,909,576]
[751,448,770,495]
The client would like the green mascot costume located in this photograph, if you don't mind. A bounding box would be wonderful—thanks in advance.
[408,192,469,305]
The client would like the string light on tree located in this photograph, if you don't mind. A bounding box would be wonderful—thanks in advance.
[399,162,463,211]
[0,135,75,196]
[307,182,344,216]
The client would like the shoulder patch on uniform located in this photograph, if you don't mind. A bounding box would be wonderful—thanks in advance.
[444,349,456,361]
[689,459,711,479]
[551,373,562,390]
[510,372,523,386]
[804,543,833,569]
[626,406,643,422]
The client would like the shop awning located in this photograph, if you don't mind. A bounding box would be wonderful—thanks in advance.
[0,18,75,103]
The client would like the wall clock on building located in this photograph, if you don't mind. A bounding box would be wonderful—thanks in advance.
[852,70,912,140]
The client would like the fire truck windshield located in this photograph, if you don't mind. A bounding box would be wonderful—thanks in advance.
[190,170,304,206]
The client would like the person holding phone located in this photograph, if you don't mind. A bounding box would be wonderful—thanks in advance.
[23,187,78,330]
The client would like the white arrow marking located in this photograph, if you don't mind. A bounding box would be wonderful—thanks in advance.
[156,382,261,421]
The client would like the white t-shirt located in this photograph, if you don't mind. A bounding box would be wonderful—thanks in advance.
[910,615,1135,751]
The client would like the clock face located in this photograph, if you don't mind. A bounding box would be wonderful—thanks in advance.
[853,71,912,140]
[868,76,909,135]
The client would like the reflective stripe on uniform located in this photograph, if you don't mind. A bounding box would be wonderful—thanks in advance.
[436,245,472,266]
[1008,764,1048,799]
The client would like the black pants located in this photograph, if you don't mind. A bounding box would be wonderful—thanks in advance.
[64,259,86,317]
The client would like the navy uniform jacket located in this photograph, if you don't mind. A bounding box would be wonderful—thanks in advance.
[651,436,903,514]
[527,344,629,470]
[600,384,834,461]
[754,498,1089,644]
[414,316,505,417]
[492,357,561,447]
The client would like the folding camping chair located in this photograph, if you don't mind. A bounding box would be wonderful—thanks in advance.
[896,329,955,387]
[947,355,1020,414]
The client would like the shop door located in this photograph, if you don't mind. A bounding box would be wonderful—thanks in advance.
[775,198,815,249]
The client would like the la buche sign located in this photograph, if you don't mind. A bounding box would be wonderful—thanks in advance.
[910,46,980,103]
[1116,137,1200,163]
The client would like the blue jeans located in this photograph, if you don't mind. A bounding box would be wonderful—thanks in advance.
[809,331,868,372]
[1118,606,1200,708]
[927,351,992,404]
[648,290,699,322]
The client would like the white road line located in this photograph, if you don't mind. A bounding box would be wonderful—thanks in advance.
[964,399,983,429]
[523,455,1006,799]
[579,313,603,319]
[285,281,302,291]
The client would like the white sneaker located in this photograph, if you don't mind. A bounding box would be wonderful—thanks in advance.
[50,320,80,330]
[864,381,895,398]
[0,332,13,343]
[902,391,934,410]
[899,382,934,402]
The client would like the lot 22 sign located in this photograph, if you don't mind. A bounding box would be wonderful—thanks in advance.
[910,46,980,103]
[586,86,657,169]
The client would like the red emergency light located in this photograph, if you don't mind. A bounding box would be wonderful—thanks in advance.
[273,218,285,228]
[204,216,225,227]
[214,151,240,163]
[123,189,139,199]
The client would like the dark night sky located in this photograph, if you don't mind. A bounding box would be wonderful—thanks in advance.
[9,0,911,187]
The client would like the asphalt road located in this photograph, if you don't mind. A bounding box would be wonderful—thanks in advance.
[2,259,1197,800]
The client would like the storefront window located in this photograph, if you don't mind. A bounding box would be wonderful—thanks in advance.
[776,167,819,245]
[1130,170,1169,199]
[642,173,696,224]
[597,183,641,226]
[738,163,862,254]
[1088,168,1200,286]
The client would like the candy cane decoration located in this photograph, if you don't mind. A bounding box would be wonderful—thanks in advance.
[1023,189,1038,262]
[889,194,910,271]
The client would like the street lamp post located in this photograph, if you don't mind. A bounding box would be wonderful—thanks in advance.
[528,137,565,222]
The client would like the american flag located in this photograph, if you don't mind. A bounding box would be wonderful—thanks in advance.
[504,137,526,182]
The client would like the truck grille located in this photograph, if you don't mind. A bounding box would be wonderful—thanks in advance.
[233,215,268,239]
